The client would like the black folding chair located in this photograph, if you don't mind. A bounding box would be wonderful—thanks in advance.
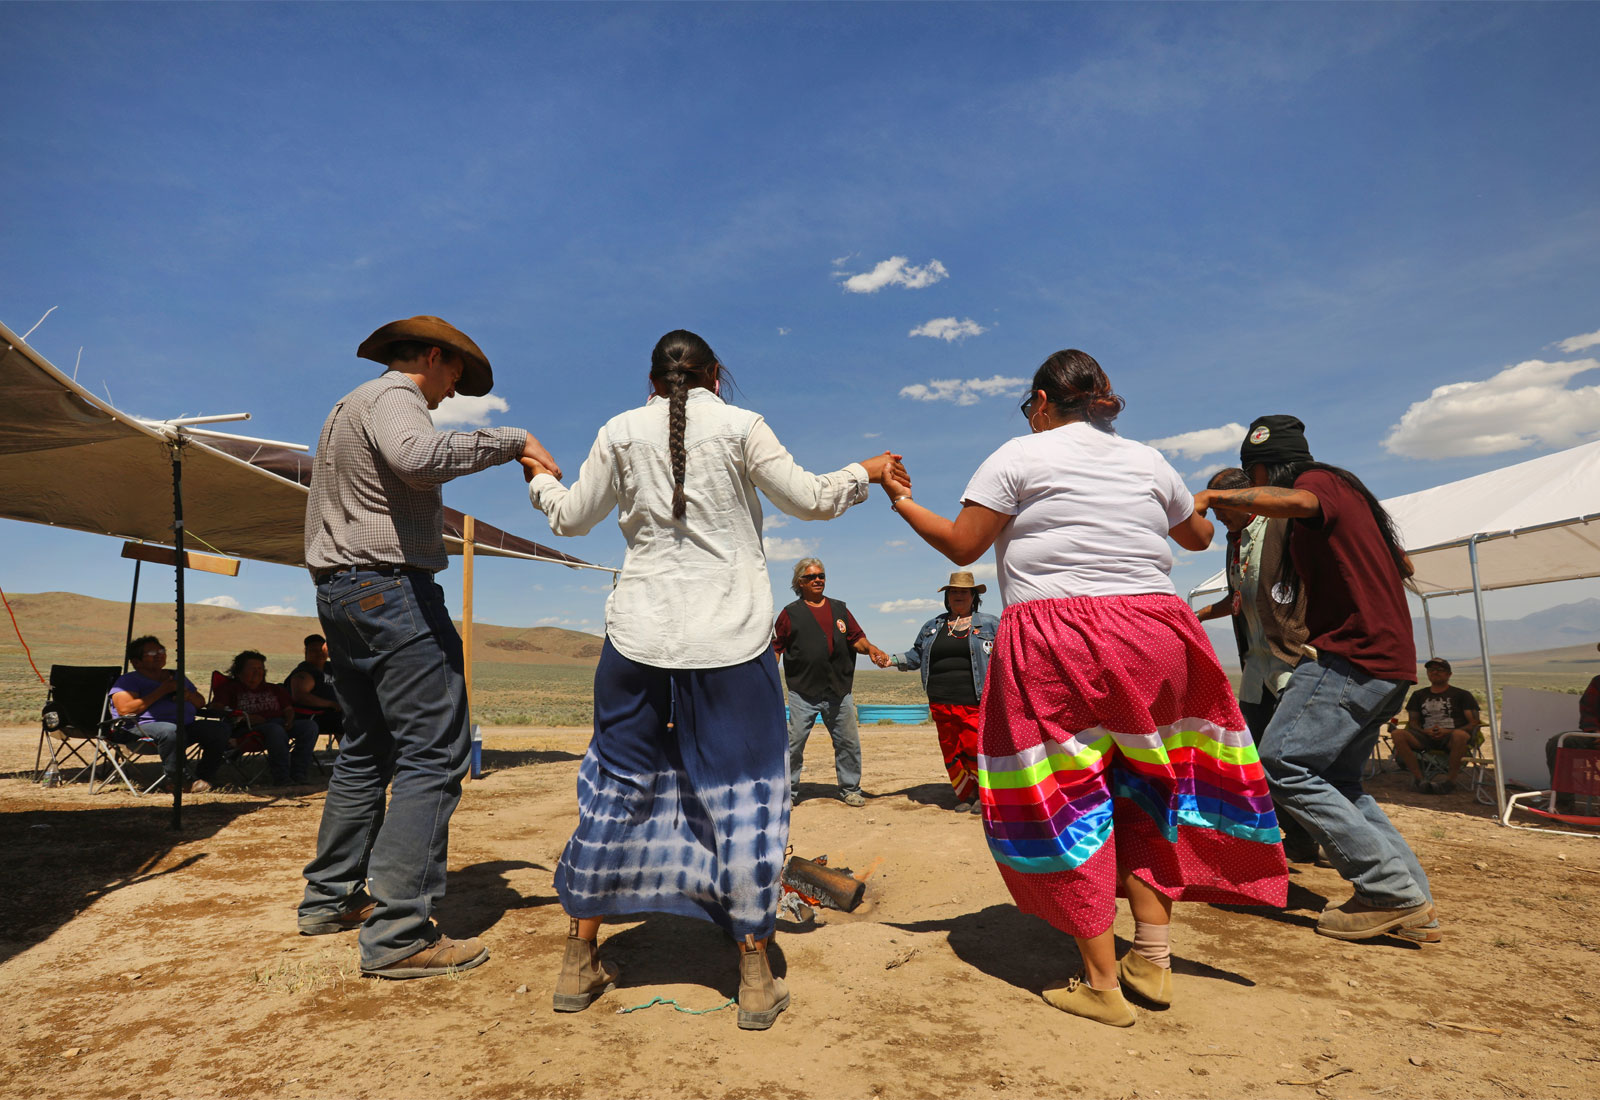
[34,665,163,793]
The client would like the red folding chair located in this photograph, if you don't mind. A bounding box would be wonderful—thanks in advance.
[1503,734,1600,836]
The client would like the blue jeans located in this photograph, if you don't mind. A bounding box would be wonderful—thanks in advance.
[787,690,862,794]
[258,718,321,784]
[1260,655,1433,909]
[140,718,231,784]
[298,570,471,970]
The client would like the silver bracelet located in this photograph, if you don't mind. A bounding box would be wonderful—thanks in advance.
[890,494,913,511]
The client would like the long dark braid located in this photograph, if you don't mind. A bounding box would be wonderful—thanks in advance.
[649,330,722,520]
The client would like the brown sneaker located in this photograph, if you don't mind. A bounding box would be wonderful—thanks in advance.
[1116,951,1173,1007]
[1316,897,1434,941]
[552,921,619,1012]
[737,934,791,1030]
[297,897,376,936]
[1041,974,1136,1027]
[361,936,488,979]
[186,778,212,794]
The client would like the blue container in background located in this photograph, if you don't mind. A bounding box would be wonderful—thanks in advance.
[469,724,483,778]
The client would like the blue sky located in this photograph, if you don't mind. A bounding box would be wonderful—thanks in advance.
[4,3,1599,653]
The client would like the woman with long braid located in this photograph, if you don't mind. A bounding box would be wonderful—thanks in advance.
[523,329,903,1029]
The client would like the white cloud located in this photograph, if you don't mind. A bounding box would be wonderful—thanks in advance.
[764,515,790,530]
[1147,423,1247,462]
[908,317,986,342]
[969,562,997,581]
[198,595,240,609]
[433,393,510,428]
[763,536,818,562]
[1189,463,1228,484]
[1557,329,1600,354]
[777,327,791,336]
[253,604,301,616]
[1382,357,1600,459]
[885,539,908,548]
[899,374,1024,406]
[831,253,855,268]
[535,616,596,629]
[873,597,944,614]
[837,256,948,294]
[863,431,881,439]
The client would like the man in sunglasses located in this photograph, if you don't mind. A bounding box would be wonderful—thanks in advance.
[773,557,891,806]
[109,635,232,792]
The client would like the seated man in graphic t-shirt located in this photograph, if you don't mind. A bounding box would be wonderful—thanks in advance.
[1395,658,1480,795]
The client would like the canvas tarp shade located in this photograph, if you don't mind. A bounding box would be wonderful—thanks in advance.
[0,318,597,572]
[1188,440,1600,601]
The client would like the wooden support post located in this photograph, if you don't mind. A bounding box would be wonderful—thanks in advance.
[462,515,475,785]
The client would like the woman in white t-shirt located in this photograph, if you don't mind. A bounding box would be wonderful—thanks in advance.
[882,349,1287,1028]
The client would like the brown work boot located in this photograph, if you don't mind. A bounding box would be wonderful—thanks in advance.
[361,936,488,980]
[1315,897,1434,941]
[1041,974,1136,1027]
[737,934,790,1030]
[1116,951,1173,1007]
[552,921,619,1012]
[297,896,376,936]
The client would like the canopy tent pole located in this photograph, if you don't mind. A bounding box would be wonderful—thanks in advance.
[124,558,142,673]
[1469,535,1508,822]
[462,515,475,786]
[170,442,186,831]
[1422,595,1436,659]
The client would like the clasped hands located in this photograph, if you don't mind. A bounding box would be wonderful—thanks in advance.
[517,434,563,482]
[862,452,912,500]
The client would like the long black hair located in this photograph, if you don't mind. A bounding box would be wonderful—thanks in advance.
[1261,460,1412,592]
[649,330,726,520]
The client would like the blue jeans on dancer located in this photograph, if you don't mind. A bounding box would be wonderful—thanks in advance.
[786,690,862,798]
[298,569,471,970]
[1259,654,1432,909]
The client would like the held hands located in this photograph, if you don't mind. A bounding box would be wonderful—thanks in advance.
[860,452,909,489]
[868,645,893,668]
[1192,490,1213,518]
[519,433,563,482]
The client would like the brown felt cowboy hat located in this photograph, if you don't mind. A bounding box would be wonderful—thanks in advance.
[938,571,987,594]
[357,316,494,397]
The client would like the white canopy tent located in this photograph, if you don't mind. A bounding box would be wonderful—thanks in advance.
[1188,441,1600,822]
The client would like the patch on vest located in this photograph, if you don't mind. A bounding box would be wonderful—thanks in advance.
[1270,583,1294,604]
[836,619,846,633]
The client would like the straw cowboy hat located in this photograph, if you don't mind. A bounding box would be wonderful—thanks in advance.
[938,571,987,594]
[357,316,494,397]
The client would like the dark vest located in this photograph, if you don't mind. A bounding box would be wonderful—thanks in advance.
[782,598,857,701]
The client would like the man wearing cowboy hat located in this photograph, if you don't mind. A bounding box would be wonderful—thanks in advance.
[888,572,1000,813]
[297,316,561,979]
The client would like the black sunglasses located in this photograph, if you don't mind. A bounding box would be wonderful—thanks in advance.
[800,572,825,582]
[1019,393,1038,417]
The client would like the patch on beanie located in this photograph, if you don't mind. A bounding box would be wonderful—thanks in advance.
[1249,425,1271,445]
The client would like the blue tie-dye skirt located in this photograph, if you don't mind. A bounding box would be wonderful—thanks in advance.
[554,639,791,940]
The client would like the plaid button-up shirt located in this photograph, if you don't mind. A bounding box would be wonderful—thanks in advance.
[304,373,527,574]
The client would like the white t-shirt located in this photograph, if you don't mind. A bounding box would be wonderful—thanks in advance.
[960,421,1194,605]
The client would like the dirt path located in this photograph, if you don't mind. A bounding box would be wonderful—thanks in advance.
[3,725,1596,1099]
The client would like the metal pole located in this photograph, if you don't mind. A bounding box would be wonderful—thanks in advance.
[1422,596,1436,659]
[124,559,142,672]
[1468,536,1507,821]
[171,444,185,832]
[462,515,474,786]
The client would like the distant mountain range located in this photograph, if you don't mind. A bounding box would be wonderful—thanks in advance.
[1203,596,1598,669]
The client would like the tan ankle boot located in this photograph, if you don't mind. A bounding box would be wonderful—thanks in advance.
[1116,951,1173,1007]
[737,934,790,1030]
[552,920,618,1012]
[1041,974,1136,1027]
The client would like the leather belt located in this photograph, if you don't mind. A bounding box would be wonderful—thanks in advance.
[312,564,416,584]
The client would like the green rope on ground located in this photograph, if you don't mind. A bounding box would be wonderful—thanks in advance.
[616,995,737,1016]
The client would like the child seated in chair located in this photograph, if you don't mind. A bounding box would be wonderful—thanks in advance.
[214,650,319,787]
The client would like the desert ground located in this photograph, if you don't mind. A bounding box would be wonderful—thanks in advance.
[3,721,1597,1100]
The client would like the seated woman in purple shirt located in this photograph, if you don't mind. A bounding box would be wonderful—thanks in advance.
[109,635,232,793]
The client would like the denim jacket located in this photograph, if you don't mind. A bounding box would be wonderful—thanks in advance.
[892,612,1001,702]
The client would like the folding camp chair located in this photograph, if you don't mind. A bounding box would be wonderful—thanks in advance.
[1503,734,1600,836]
[34,664,170,794]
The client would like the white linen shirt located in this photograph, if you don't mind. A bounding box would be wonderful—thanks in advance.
[528,389,868,669]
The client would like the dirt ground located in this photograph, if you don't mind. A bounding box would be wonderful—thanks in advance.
[2,724,1597,1100]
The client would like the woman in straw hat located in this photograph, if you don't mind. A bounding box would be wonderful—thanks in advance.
[523,329,904,1029]
[888,572,1000,813]
[880,349,1287,1028]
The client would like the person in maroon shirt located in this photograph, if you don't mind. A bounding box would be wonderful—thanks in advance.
[773,557,891,806]
[1196,415,1436,945]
